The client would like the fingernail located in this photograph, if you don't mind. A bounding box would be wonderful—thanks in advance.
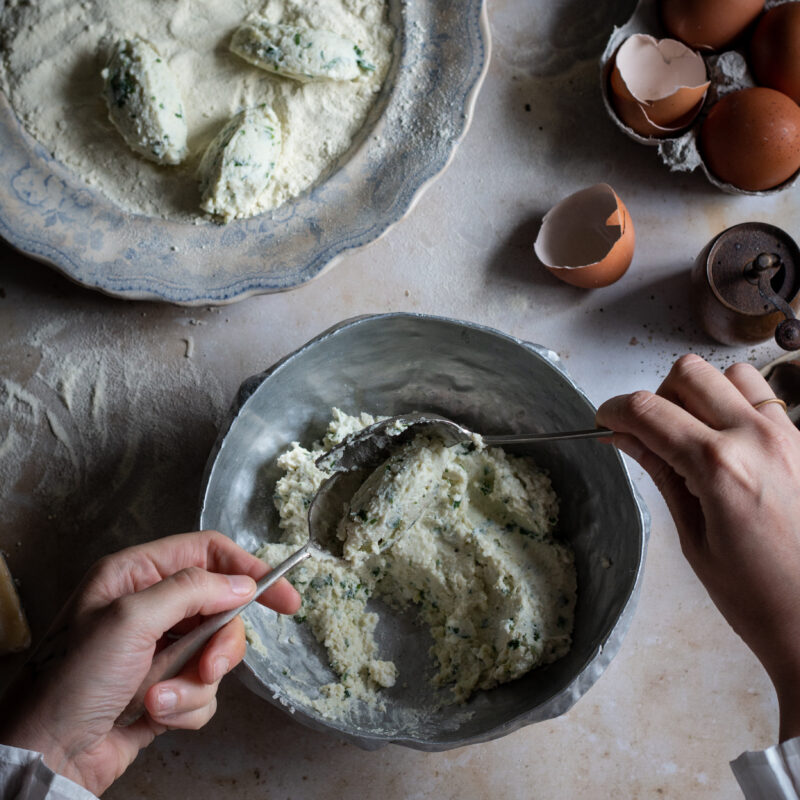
[157,688,178,711]
[228,575,255,596]
[213,656,230,681]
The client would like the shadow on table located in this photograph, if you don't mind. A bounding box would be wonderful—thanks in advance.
[0,237,145,309]
[575,269,718,355]
[482,212,590,312]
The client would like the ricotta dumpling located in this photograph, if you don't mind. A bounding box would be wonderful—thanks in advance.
[230,20,375,83]
[337,435,450,565]
[197,106,282,222]
[101,37,188,165]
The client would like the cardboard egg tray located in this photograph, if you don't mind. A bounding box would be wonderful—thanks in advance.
[600,0,798,195]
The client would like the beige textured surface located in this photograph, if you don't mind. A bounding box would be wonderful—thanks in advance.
[0,0,794,796]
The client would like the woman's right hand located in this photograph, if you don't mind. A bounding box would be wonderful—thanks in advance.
[596,354,800,740]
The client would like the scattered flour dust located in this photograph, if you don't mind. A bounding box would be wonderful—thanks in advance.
[0,0,393,221]
[0,313,226,569]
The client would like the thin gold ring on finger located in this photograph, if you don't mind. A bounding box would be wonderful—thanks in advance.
[753,397,788,412]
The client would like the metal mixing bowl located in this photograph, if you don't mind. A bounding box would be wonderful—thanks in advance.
[199,313,650,750]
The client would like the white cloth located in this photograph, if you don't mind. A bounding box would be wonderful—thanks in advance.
[0,745,96,800]
[3,739,800,798]
[732,739,800,799]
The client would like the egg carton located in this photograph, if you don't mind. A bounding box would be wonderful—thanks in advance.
[600,0,798,195]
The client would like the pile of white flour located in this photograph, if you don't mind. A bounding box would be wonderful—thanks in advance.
[0,0,393,220]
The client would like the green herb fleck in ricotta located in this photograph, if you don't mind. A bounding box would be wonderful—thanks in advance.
[101,37,188,165]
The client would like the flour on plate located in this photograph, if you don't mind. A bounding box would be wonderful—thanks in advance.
[0,0,393,221]
[256,409,577,718]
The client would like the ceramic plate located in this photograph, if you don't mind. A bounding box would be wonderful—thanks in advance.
[0,2,489,305]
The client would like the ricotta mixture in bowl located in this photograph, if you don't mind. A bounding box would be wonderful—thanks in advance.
[257,409,577,718]
[0,0,393,221]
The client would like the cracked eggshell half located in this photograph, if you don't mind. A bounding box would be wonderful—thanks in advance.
[609,34,710,137]
[534,184,635,289]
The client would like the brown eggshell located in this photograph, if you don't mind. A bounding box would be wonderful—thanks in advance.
[700,87,800,191]
[609,35,709,137]
[750,3,800,104]
[661,0,765,50]
[534,184,635,289]
[610,66,706,136]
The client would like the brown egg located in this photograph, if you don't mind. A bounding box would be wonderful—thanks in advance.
[534,184,635,289]
[609,34,709,137]
[700,88,800,191]
[661,0,764,50]
[750,3,800,104]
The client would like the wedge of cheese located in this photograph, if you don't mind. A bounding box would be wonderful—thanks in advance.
[197,106,282,222]
[102,37,188,165]
[0,553,31,655]
[230,20,375,83]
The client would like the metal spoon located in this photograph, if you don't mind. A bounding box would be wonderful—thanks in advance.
[115,413,608,727]
[315,412,611,472]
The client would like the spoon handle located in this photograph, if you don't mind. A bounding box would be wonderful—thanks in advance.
[482,427,611,446]
[115,543,312,727]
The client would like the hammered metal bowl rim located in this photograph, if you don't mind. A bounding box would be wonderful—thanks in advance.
[199,312,651,750]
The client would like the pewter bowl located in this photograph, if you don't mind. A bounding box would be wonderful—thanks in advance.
[199,313,649,750]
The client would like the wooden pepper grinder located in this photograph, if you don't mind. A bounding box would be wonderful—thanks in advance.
[691,222,800,350]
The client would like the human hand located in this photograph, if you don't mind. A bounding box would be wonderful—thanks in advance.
[0,530,300,795]
[597,354,800,740]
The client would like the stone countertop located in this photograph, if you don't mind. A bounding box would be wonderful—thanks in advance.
[0,0,795,797]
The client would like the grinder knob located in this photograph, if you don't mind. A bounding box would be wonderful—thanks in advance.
[776,318,800,351]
